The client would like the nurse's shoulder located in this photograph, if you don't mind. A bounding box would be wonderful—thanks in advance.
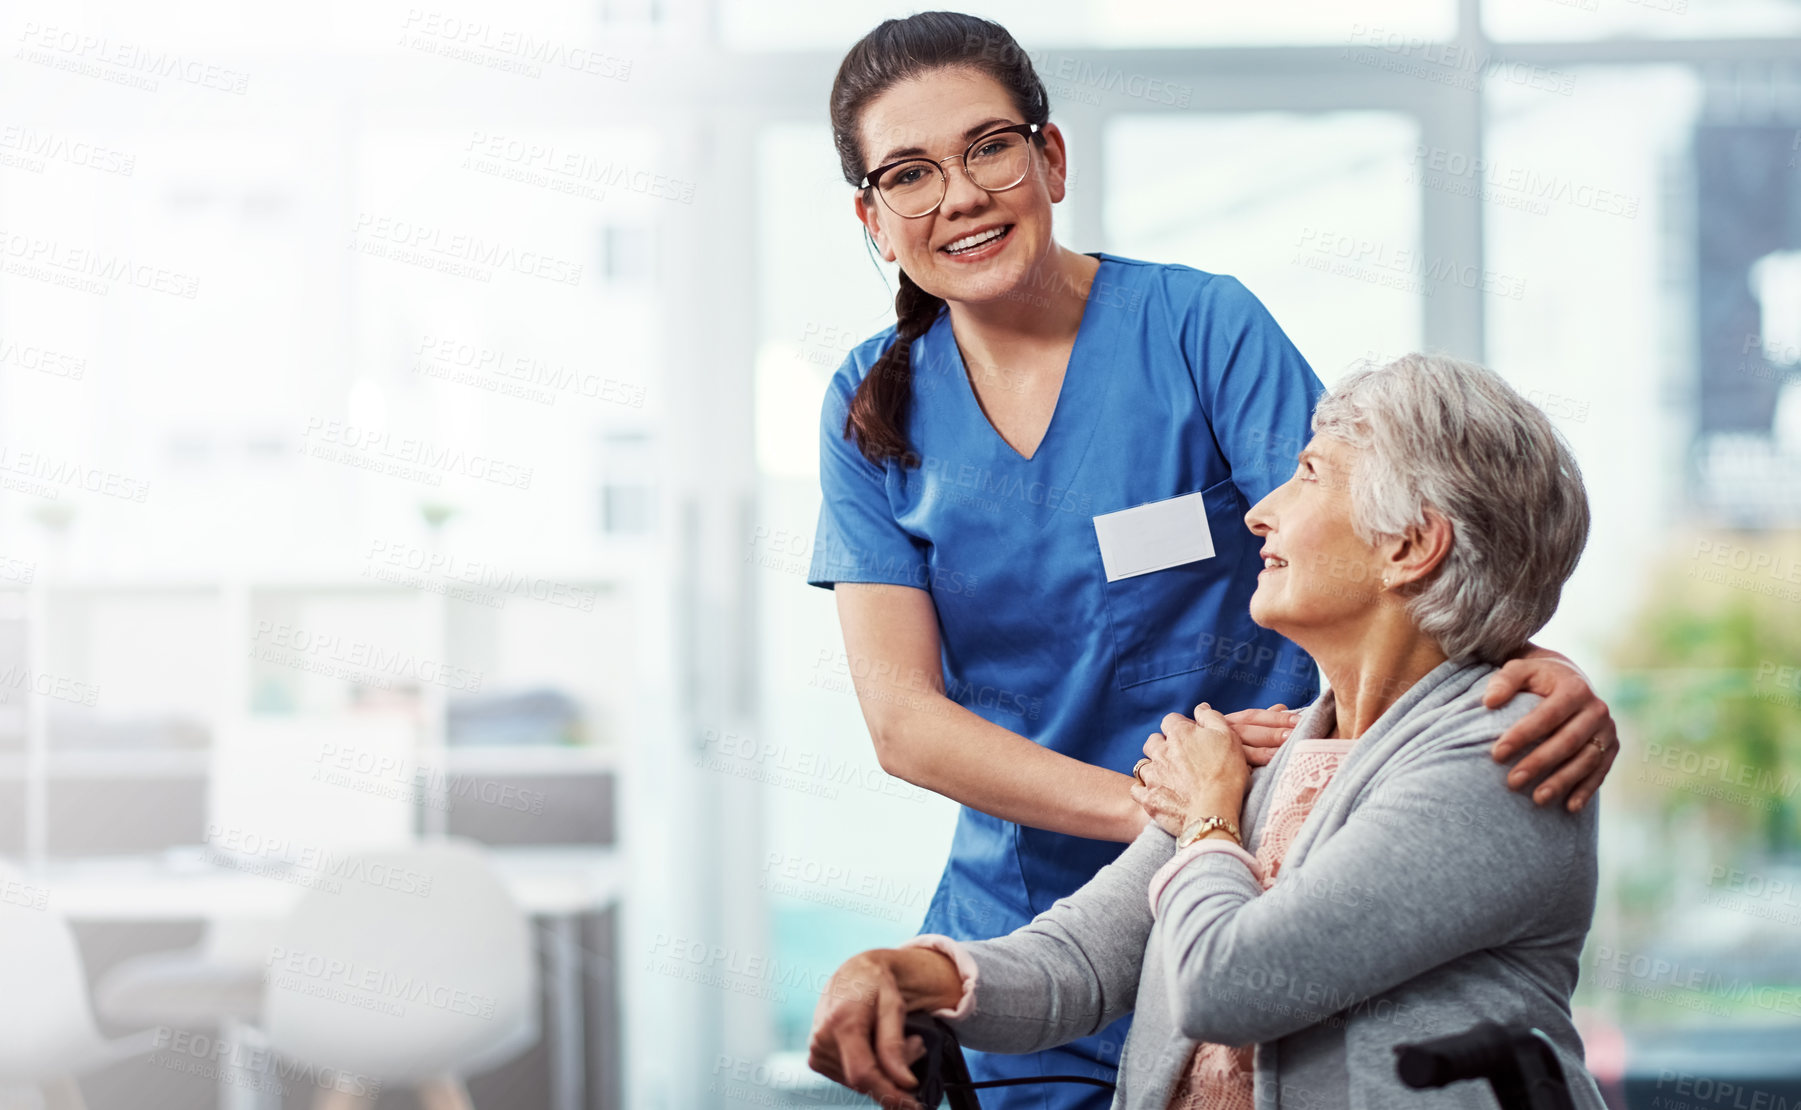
[1109,255,1313,386]
[837,321,905,388]
[814,317,929,435]
[1098,253,1280,337]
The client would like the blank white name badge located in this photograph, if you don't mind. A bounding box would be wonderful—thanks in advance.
[1092,490,1216,582]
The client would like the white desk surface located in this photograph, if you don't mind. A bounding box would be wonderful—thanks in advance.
[25,845,622,921]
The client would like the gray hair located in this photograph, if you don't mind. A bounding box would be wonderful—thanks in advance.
[1311,353,1590,663]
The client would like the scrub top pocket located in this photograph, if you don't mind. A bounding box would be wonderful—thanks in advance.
[1098,476,1262,691]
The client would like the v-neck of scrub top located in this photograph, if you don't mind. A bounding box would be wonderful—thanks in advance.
[928,252,1112,474]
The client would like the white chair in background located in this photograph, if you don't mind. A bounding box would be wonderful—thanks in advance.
[95,916,276,1028]
[262,838,539,1110]
[97,712,418,1109]
[0,870,158,1110]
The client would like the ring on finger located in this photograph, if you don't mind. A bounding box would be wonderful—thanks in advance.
[1587,735,1609,752]
[1132,757,1151,784]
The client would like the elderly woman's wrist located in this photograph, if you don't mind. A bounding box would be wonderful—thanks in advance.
[1184,788,1245,826]
[888,946,966,1013]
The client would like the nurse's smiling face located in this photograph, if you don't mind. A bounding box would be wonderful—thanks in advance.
[1244,436,1394,640]
[852,67,1071,305]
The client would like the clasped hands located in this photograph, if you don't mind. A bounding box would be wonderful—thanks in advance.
[1131,702,1257,839]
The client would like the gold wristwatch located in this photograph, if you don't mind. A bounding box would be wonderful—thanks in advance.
[1176,815,1241,849]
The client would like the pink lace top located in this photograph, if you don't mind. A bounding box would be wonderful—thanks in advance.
[1162,736,1355,1110]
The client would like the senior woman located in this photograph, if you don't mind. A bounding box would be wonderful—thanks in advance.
[809,353,1608,1109]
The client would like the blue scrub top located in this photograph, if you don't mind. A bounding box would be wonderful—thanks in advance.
[807,253,1324,1100]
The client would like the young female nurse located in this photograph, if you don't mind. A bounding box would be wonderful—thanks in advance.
[805,13,1620,1106]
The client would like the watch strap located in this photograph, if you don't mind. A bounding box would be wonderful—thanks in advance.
[1176,815,1241,849]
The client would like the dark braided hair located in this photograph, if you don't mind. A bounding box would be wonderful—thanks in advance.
[828,12,1050,466]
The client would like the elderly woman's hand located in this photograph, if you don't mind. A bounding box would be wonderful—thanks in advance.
[808,949,933,1109]
[1482,649,1618,813]
[1132,703,1251,837]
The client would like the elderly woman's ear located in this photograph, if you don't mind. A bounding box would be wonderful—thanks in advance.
[1377,508,1455,591]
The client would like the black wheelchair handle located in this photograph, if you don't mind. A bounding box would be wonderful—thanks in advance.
[1395,1021,1577,1110]
[905,1010,1116,1109]
[1396,1020,1520,1086]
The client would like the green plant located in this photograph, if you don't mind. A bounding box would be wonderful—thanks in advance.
[1611,543,1801,856]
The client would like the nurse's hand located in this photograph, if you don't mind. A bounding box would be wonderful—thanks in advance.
[1482,648,1618,813]
[808,949,946,1110]
[1225,703,1304,766]
[1132,704,1250,837]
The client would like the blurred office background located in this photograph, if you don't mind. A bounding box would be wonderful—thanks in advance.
[0,0,1797,1106]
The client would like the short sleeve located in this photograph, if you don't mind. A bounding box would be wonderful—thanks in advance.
[1191,275,1327,508]
[806,350,931,591]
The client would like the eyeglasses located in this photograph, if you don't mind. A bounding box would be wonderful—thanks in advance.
[860,123,1043,219]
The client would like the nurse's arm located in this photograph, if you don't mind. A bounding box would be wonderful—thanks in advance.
[1482,642,1619,812]
[835,582,1148,843]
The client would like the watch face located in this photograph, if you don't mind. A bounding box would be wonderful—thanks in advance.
[1180,817,1236,849]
